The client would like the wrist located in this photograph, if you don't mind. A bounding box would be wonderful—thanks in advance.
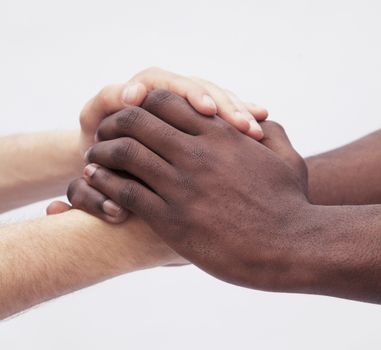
[66,211,182,273]
[293,204,381,303]
[268,202,324,294]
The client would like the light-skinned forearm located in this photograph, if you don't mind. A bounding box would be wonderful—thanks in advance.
[0,131,83,213]
[0,210,179,320]
[306,129,381,205]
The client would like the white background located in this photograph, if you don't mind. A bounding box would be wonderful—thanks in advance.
[0,0,381,349]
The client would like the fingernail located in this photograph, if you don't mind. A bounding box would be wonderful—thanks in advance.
[103,199,123,217]
[202,95,217,112]
[122,84,139,105]
[83,164,97,178]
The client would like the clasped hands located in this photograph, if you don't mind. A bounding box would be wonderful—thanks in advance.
[53,68,316,293]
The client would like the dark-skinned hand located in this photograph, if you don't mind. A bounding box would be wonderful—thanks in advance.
[67,89,316,293]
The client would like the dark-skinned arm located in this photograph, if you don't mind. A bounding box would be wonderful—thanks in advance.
[307,129,381,205]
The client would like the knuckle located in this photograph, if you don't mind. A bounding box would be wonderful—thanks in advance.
[263,120,285,134]
[119,182,141,208]
[175,172,196,196]
[189,143,208,163]
[160,123,177,138]
[115,106,145,131]
[96,85,112,106]
[182,141,213,172]
[112,138,140,165]
[143,89,174,109]
[141,158,164,178]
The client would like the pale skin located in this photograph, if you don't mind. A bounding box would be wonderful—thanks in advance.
[0,67,267,319]
[0,131,82,213]
[0,211,182,320]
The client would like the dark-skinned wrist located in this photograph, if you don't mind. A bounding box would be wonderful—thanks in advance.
[296,204,381,303]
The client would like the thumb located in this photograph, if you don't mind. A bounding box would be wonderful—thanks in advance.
[46,201,72,215]
[260,121,308,193]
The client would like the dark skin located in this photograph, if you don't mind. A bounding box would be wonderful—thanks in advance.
[306,129,381,205]
[68,90,381,303]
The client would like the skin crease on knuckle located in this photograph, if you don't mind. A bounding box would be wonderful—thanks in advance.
[111,139,140,167]
[142,89,175,110]
[186,142,211,169]
[118,182,143,210]
[116,107,147,132]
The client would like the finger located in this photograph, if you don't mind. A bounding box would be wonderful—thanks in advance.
[141,89,215,135]
[67,178,128,224]
[190,78,263,139]
[46,201,71,215]
[260,121,308,190]
[86,139,176,195]
[120,82,147,106]
[96,106,192,161]
[260,121,293,156]
[225,90,264,139]
[80,84,127,139]
[129,67,218,116]
[79,82,151,157]
[244,102,269,121]
[82,164,167,222]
